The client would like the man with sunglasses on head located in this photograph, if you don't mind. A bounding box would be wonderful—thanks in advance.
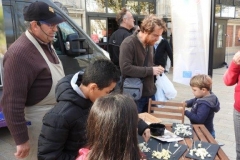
[1,1,65,159]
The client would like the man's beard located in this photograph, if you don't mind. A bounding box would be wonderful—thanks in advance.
[146,40,156,46]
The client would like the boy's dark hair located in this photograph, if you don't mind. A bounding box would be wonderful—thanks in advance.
[190,74,212,91]
[80,59,120,90]
[87,94,140,160]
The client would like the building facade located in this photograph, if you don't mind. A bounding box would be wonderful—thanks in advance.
[54,0,240,67]
[53,0,171,49]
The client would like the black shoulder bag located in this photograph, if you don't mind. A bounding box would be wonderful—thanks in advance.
[122,46,149,100]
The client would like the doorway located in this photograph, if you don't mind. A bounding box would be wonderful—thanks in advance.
[88,17,119,51]
[213,19,228,69]
[89,17,108,51]
[87,15,145,51]
[108,17,118,38]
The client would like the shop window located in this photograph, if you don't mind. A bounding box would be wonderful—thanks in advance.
[139,2,154,15]
[107,0,122,13]
[126,1,138,14]
[126,1,155,15]
[235,26,240,46]
[217,24,224,48]
[90,19,107,43]
[215,4,221,17]
[86,0,156,14]
[86,0,106,12]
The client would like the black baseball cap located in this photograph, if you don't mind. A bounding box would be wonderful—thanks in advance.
[23,1,64,24]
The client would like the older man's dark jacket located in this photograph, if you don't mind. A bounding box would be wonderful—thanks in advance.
[108,27,132,67]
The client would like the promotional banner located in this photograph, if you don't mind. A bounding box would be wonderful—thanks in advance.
[171,0,211,85]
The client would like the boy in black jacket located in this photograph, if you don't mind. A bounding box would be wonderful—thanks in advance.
[38,59,150,160]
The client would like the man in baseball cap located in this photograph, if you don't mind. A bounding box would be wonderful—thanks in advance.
[23,1,64,24]
[1,1,65,159]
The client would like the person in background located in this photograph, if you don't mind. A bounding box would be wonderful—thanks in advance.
[238,29,240,42]
[169,33,173,50]
[1,2,65,159]
[38,59,150,159]
[119,14,166,113]
[185,74,220,138]
[154,35,173,73]
[108,7,135,68]
[132,25,140,34]
[76,94,143,160]
[223,51,240,159]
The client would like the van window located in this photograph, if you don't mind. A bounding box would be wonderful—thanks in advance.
[58,22,76,41]
[3,5,14,48]
[15,2,31,36]
[53,21,77,55]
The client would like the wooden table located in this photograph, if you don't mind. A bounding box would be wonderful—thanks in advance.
[165,124,229,160]
[139,113,229,160]
[139,112,162,124]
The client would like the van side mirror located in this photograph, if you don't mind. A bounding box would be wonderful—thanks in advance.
[65,33,86,57]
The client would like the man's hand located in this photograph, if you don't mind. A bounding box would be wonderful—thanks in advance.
[153,66,164,76]
[142,128,151,142]
[14,141,30,159]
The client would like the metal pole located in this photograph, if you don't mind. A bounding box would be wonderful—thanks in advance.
[208,0,216,77]
[225,34,229,68]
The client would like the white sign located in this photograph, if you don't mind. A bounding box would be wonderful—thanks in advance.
[171,0,211,85]
[221,5,235,18]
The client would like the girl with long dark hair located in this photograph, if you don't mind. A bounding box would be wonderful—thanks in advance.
[76,94,141,160]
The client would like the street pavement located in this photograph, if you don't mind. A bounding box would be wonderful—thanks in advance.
[0,54,237,160]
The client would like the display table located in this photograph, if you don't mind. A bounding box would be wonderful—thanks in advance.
[138,112,162,124]
[138,113,229,160]
[165,124,229,160]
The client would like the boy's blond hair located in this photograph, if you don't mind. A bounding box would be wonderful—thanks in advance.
[190,74,212,91]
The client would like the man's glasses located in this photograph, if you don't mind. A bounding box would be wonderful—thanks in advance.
[39,21,58,29]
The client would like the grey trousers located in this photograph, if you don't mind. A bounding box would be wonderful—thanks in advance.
[234,109,240,160]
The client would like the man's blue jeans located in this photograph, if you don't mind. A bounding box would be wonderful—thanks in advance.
[135,95,155,113]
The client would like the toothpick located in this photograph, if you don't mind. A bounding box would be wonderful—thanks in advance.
[206,144,211,150]
[172,145,182,155]
[167,143,170,150]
